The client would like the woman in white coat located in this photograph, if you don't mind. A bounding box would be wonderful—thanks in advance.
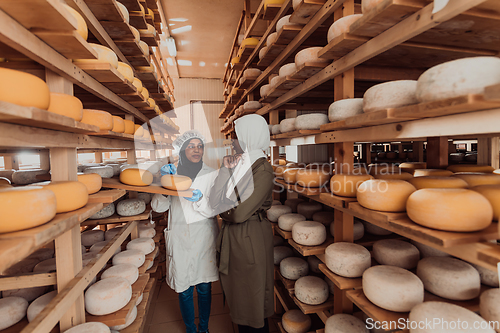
[151,130,218,333]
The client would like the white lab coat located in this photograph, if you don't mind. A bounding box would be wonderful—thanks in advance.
[151,164,219,293]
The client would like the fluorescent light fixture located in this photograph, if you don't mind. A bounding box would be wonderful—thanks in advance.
[166,57,174,65]
[199,61,206,67]
[180,40,190,46]
[165,36,177,57]
[170,18,188,22]
[171,25,192,34]
[177,59,192,66]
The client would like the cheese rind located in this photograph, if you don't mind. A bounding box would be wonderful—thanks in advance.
[62,4,89,40]
[295,47,330,68]
[279,63,297,77]
[42,181,89,213]
[295,113,329,130]
[84,277,132,315]
[27,290,57,322]
[325,242,371,278]
[294,276,329,305]
[0,68,51,109]
[278,213,306,231]
[447,164,495,173]
[161,175,192,191]
[0,297,29,330]
[282,309,311,333]
[480,288,500,331]
[363,80,418,113]
[64,322,111,333]
[101,263,139,284]
[328,98,364,122]
[325,314,369,333]
[116,198,146,216]
[292,221,327,246]
[280,257,309,280]
[77,44,118,68]
[126,237,155,254]
[112,249,145,267]
[47,93,83,121]
[372,239,420,269]
[296,201,322,219]
[273,246,293,265]
[327,14,363,42]
[112,116,125,133]
[120,168,153,186]
[408,176,468,190]
[453,173,500,187]
[124,120,135,134]
[357,179,416,212]
[81,109,114,131]
[117,62,134,82]
[267,205,293,222]
[330,174,373,197]
[89,202,115,219]
[81,229,105,247]
[284,198,305,212]
[471,184,500,221]
[296,169,330,188]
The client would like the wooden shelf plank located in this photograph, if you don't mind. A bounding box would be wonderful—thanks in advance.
[118,92,146,102]
[129,12,148,29]
[101,21,135,40]
[140,31,159,47]
[257,43,287,68]
[288,237,334,256]
[290,62,329,80]
[117,0,142,12]
[318,264,362,290]
[277,322,286,333]
[274,282,297,312]
[477,243,500,267]
[136,70,158,82]
[33,29,98,60]
[101,80,138,95]
[276,25,304,44]
[262,4,282,21]
[87,189,126,204]
[275,226,292,240]
[238,44,257,64]
[126,54,151,67]
[84,0,125,22]
[101,178,193,197]
[277,269,296,294]
[293,294,333,314]
[238,75,259,89]
[289,0,326,24]
[318,193,356,209]
[87,131,135,140]
[120,278,157,333]
[82,207,151,226]
[114,39,145,57]
[273,76,304,90]
[73,61,126,83]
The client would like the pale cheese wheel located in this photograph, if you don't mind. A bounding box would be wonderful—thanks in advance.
[260,84,272,98]
[77,44,118,68]
[259,46,268,60]
[325,242,370,278]
[132,77,143,92]
[307,255,322,274]
[4,258,44,276]
[284,198,305,212]
[472,263,499,287]
[147,97,156,108]
[447,164,495,173]
[282,309,311,333]
[363,265,424,312]
[271,124,281,135]
[146,259,154,270]
[105,226,123,241]
[243,101,262,110]
[327,14,363,43]
[47,93,83,121]
[454,173,500,187]
[89,240,116,254]
[139,23,155,35]
[141,87,150,100]
[374,172,413,180]
[27,248,54,262]
[411,240,450,258]
[273,246,293,265]
[325,314,369,333]
[311,211,334,226]
[116,198,146,216]
[328,98,364,122]
[33,258,56,273]
[413,169,453,177]
[399,162,427,174]
[161,175,192,191]
[276,15,301,32]
[408,176,468,190]
[81,229,104,247]
[124,119,135,134]
[294,276,329,305]
[62,4,88,40]
[120,168,153,186]
[295,47,329,68]
[283,168,302,183]
[267,205,293,222]
[363,80,418,113]
[296,201,322,219]
[101,263,139,285]
[372,239,420,269]
[81,109,113,131]
[406,188,493,232]
[83,165,113,178]
[3,286,47,302]
[360,219,392,235]
[42,181,88,213]
[295,113,328,130]
[292,221,326,246]
[361,0,384,13]
[127,237,154,254]
[243,68,261,78]
[0,297,29,330]
[113,249,145,267]
[112,116,125,133]
[136,293,144,305]
[12,169,47,185]
[270,75,281,88]
[278,213,306,231]
[138,225,156,238]
[0,176,11,186]
[273,200,282,205]
[139,41,149,57]
[0,68,50,109]
[296,169,330,188]
[117,62,134,82]
[417,57,500,103]
[471,185,500,221]
[280,257,309,280]
[64,322,111,333]
[110,305,137,330]
[331,219,365,240]
[330,174,373,197]
[480,288,500,332]
[27,290,57,322]
[279,63,297,77]
[266,32,278,47]
[116,2,129,23]
[280,118,296,133]
[357,179,416,212]
[274,235,284,246]
[85,277,132,315]
[89,202,115,219]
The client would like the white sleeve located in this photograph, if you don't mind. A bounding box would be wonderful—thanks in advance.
[192,194,214,218]
[151,194,171,213]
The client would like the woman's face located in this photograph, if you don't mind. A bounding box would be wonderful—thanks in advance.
[185,138,204,163]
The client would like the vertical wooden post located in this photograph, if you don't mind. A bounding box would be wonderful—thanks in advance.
[124,115,137,165]
[94,152,103,163]
[426,137,448,169]
[363,143,371,164]
[3,155,19,170]
[269,110,280,165]
[40,150,50,171]
[478,137,499,168]
[412,141,424,162]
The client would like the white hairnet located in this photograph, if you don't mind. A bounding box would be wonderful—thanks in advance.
[172,130,206,154]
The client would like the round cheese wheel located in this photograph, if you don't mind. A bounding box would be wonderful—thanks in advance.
[116,198,146,216]
[372,239,420,269]
[363,80,418,113]
[88,240,113,254]
[27,248,54,262]
[136,293,144,306]
[471,185,500,221]
[27,290,57,322]
[138,225,156,238]
[325,242,371,278]
[270,75,281,88]
[266,32,278,47]
[271,124,281,134]
[81,229,104,247]
[42,181,88,213]
[110,305,137,330]
[147,97,156,108]
[132,78,143,93]
[115,2,129,23]
[78,44,118,68]
[85,277,132,315]
[357,179,416,212]
[47,93,83,121]
[243,68,262,78]
[123,119,135,134]
[260,84,272,98]
[0,297,29,330]
[407,176,468,190]
[307,255,322,274]
[113,249,145,267]
[102,263,139,285]
[398,162,427,174]
[471,263,499,287]
[296,201,322,219]
[279,63,297,77]
[417,257,480,300]
[280,118,296,133]
[295,113,328,130]
[81,109,113,131]
[325,314,369,333]
[312,211,334,226]
[292,221,326,246]
[327,14,363,43]
[12,169,47,185]
[117,62,134,82]
[276,15,301,32]
[0,170,14,182]
[274,235,284,246]
[33,258,56,273]
[62,4,88,40]
[3,286,47,302]
[259,46,268,60]
[407,188,493,232]
[273,246,293,265]
[330,174,373,197]
[105,226,123,240]
[411,240,449,258]
[480,288,500,330]
[454,173,500,187]
[361,0,384,13]
[240,37,259,48]
[447,164,495,173]
[127,237,154,254]
[0,68,50,109]
[134,124,144,137]
[161,175,192,191]
[417,56,500,103]
[243,101,262,111]
[374,172,413,180]
[139,23,155,35]
[295,276,329,305]
[413,169,453,177]
[280,257,309,280]
[295,47,329,68]
[285,198,305,212]
[65,322,111,333]
[282,309,311,333]
[111,116,125,133]
[83,165,113,179]
[283,168,303,183]
[120,168,153,186]
[331,219,365,240]
[410,301,495,333]
[296,169,330,188]
[267,205,293,222]
[89,203,115,219]
[328,98,364,122]
[139,41,150,57]
[278,213,306,231]
[363,265,424,312]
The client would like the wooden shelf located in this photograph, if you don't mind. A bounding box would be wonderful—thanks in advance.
[34,30,98,60]
[276,25,304,44]
[118,0,142,12]
[272,76,304,90]
[275,226,292,240]
[277,269,296,294]
[318,264,362,290]
[87,189,127,204]
[73,61,126,83]
[257,43,287,68]
[87,131,135,141]
[289,0,326,24]
[293,294,333,315]
[288,237,335,256]
[101,21,136,40]
[289,62,328,80]
[239,75,260,89]
[136,70,158,82]
[129,12,148,30]
[140,31,159,47]
[262,3,282,21]
[127,54,151,67]
[139,246,159,274]
[120,278,157,333]
[81,207,151,226]
[238,44,257,64]
[274,281,298,312]
[84,0,126,22]
[318,192,356,209]
[101,177,193,197]
[271,129,323,140]
[115,39,146,57]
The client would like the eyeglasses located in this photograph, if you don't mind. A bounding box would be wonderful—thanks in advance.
[186,144,204,150]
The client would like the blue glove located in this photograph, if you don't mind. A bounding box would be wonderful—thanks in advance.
[160,164,177,176]
[184,189,202,202]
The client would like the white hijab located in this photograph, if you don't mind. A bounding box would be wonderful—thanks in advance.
[226,114,270,199]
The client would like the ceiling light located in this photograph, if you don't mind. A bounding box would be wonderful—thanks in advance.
[177,60,192,66]
[170,18,188,22]
[199,61,206,67]
[171,25,192,34]
[166,58,174,65]
[165,36,177,57]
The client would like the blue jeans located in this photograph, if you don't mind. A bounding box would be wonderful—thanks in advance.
[178,282,212,333]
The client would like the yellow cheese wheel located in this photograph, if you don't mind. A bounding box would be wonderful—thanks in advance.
[471,185,500,221]
[147,98,156,108]
[47,93,83,121]
[447,164,495,173]
[62,4,88,40]
[139,24,155,34]
[0,68,50,109]
[399,162,427,174]
[274,166,287,178]
[147,8,154,20]
[76,44,118,68]
[81,109,113,131]
[42,181,89,213]
[357,179,416,212]
[141,87,149,100]
[413,169,453,177]
[240,37,260,48]
[117,62,134,82]
[130,26,140,42]
[407,189,493,232]
[136,64,153,72]
[330,174,374,197]
[120,168,153,186]
[123,120,135,134]
[77,173,102,194]
[231,56,240,65]
[374,172,413,180]
[0,177,11,185]
[138,41,149,57]
[408,176,468,190]
[161,175,192,191]
[0,187,57,233]
[494,169,500,175]
[453,173,500,187]
[283,168,303,183]
[296,169,330,188]
[111,116,125,133]
[132,78,143,92]
[135,124,144,137]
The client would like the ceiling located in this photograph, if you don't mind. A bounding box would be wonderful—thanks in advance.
[160,0,244,79]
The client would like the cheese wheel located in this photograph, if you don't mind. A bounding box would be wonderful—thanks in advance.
[138,41,150,57]
[136,293,144,306]
[331,219,365,240]
[454,173,500,187]
[110,305,137,331]
[127,237,154,254]
[278,213,306,231]
[259,46,268,60]
[0,68,50,109]
[132,78,143,93]
[260,84,272,98]
[279,63,297,77]
[116,2,129,23]
[62,4,88,40]
[64,322,111,333]
[81,109,113,130]
[147,97,156,108]
[77,44,118,68]
[279,118,296,133]
[41,181,88,213]
[280,257,309,280]
[88,240,113,254]
[240,37,260,48]
[83,165,113,178]
[417,57,500,103]
[363,80,418,113]
[139,225,156,238]
[270,75,281,88]
[101,263,139,285]
[85,277,132,315]
[243,101,262,111]
[0,297,29,330]
[273,246,293,265]
[325,242,371,278]
[271,124,281,134]
[242,68,261,79]
[33,258,56,273]
[296,169,330,188]
[134,124,144,137]
[413,169,453,177]
[471,185,500,221]
[266,32,278,47]
[363,265,424,312]
[276,15,301,32]
[122,119,134,134]
[311,211,334,226]
[113,249,145,267]
[406,188,493,232]
[325,314,369,333]
[295,113,328,130]
[12,169,47,185]
[282,309,311,333]
[296,202,322,219]
[480,288,500,332]
[411,240,450,258]
[160,175,192,191]
[116,198,146,216]
[399,162,427,174]
[374,172,413,180]
[447,164,495,173]
[472,263,499,287]
[361,0,384,13]
[27,248,54,262]
[372,239,420,269]
[294,276,329,305]
[307,255,322,274]
[292,221,326,246]
[407,176,468,190]
[47,93,83,121]
[417,257,480,300]
[141,87,150,100]
[0,177,11,186]
[119,168,153,186]
[328,98,364,122]
[89,202,115,219]
[81,229,104,247]
[111,116,125,133]
[357,179,416,212]
[117,62,134,82]
[327,14,363,42]
[295,47,329,68]
[360,219,392,235]
[267,205,293,222]
[0,187,56,233]
[3,286,47,302]
[105,226,123,240]
[284,198,305,212]
[27,291,57,322]
[330,174,373,197]
[283,168,303,183]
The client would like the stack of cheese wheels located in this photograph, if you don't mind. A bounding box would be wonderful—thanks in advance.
[328,98,364,122]
[295,276,329,305]
[282,309,311,333]
[81,229,104,247]
[292,221,326,246]
[117,198,146,216]
[357,179,416,212]
[76,44,119,68]
[417,257,481,300]
[296,169,330,188]
[372,239,420,269]
[0,187,57,233]
[399,162,427,174]
[126,237,155,255]
[297,201,322,219]
[363,80,418,113]
[0,297,29,330]
[89,202,115,219]
[471,263,499,287]
[406,188,493,231]
[284,198,305,212]
[84,165,113,178]
[413,169,453,177]
[85,277,132,315]
[408,176,468,189]
[267,205,292,222]
[62,4,88,40]
[161,174,192,191]
[113,249,145,267]
[283,168,303,183]
[278,213,306,231]
[453,173,500,187]
[327,14,363,42]
[447,164,495,173]
[312,211,334,226]
[295,113,328,130]
[416,56,500,102]
[329,173,373,197]
[330,219,364,240]
[65,322,111,333]
[295,47,330,68]
[276,15,301,32]
[363,265,424,312]
[280,257,309,280]
[101,264,139,284]
[41,181,88,213]
[280,118,296,133]
[325,314,369,333]
[47,93,83,121]
[111,116,125,133]
[120,168,153,186]
[27,291,57,322]
[480,289,500,329]
[11,169,47,185]
[81,109,113,131]
[117,62,134,82]
[123,119,135,134]
[274,246,293,265]
[325,242,371,277]
[472,185,500,220]
[0,68,51,109]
